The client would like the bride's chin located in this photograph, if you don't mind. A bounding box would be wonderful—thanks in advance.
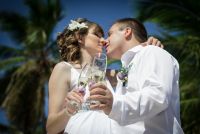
[106,49,111,54]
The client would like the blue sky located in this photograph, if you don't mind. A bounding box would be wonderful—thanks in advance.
[0,0,161,47]
[56,0,137,37]
[59,0,161,36]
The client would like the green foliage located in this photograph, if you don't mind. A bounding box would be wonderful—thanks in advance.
[0,0,63,133]
[107,59,121,67]
[0,56,26,70]
[2,61,45,133]
[136,0,200,36]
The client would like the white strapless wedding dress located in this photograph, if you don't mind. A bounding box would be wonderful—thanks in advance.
[63,62,114,134]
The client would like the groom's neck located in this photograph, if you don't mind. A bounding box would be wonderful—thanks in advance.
[123,39,141,52]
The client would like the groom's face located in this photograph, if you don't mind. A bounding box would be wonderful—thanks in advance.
[106,24,124,60]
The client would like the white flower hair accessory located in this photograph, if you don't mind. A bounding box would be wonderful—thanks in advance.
[68,20,88,31]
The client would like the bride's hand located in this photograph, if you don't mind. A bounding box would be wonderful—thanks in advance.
[63,90,83,116]
[142,36,164,48]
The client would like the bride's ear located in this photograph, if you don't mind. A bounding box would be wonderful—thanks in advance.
[78,35,84,44]
[75,32,84,45]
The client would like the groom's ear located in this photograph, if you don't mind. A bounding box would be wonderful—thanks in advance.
[124,27,132,39]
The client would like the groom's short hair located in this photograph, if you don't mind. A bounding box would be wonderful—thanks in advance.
[113,18,147,43]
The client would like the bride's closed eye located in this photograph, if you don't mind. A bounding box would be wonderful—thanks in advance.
[93,32,102,38]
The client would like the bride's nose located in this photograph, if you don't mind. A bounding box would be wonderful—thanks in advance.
[99,38,108,46]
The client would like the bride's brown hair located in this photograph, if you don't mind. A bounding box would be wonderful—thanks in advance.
[57,18,104,64]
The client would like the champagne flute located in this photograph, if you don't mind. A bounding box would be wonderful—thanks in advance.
[77,64,90,95]
[68,64,91,112]
[77,64,92,111]
[89,53,107,105]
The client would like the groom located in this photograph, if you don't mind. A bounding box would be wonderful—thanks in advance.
[89,18,184,134]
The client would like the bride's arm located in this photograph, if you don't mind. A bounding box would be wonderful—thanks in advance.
[46,62,78,134]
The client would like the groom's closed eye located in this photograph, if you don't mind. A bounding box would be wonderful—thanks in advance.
[107,31,113,37]
[108,31,114,37]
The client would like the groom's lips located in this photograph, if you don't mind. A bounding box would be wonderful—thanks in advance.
[103,43,109,49]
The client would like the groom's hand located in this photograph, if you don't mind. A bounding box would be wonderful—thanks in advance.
[88,83,113,115]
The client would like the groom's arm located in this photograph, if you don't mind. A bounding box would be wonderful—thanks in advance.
[108,46,178,125]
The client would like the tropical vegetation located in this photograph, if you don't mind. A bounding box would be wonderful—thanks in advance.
[0,0,62,133]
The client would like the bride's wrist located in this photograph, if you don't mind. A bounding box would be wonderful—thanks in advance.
[64,107,77,117]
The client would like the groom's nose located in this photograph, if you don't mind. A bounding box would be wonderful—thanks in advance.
[105,39,110,46]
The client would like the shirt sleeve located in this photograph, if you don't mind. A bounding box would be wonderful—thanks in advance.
[109,46,177,126]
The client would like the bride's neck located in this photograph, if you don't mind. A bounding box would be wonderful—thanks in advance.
[80,49,93,67]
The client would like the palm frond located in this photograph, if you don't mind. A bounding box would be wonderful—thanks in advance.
[0,56,26,70]
[0,12,27,43]
[25,0,62,35]
[136,0,200,36]
[0,69,16,105]
[2,60,46,133]
[0,45,20,59]
[0,0,63,133]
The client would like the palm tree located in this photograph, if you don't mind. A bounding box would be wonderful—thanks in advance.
[0,0,63,133]
[135,0,200,133]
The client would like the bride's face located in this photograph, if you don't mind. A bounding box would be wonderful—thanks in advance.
[84,26,104,56]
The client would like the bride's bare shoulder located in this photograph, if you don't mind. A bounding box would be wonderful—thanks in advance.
[54,61,72,69]
[51,61,72,73]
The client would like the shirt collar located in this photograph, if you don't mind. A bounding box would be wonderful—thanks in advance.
[121,45,143,67]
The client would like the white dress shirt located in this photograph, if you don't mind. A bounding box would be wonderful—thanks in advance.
[109,45,184,134]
